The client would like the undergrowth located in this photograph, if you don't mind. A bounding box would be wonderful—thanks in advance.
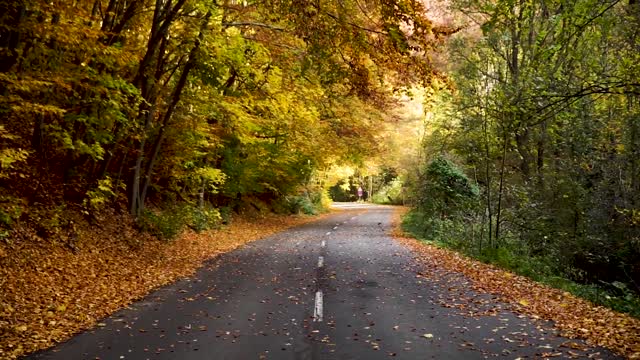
[139,204,222,240]
[402,209,640,319]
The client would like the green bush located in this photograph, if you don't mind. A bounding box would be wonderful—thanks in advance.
[219,206,233,225]
[0,194,25,227]
[189,205,222,232]
[285,195,317,215]
[140,203,224,239]
[277,189,329,215]
[328,179,356,202]
[372,178,404,204]
[416,156,479,216]
[140,207,188,240]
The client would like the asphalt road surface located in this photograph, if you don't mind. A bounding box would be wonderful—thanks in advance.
[30,203,619,360]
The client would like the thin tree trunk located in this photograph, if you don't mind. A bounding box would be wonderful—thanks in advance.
[495,126,508,245]
[629,97,639,203]
[536,121,546,188]
[130,106,156,216]
[139,130,165,209]
[198,179,205,208]
[113,151,128,205]
[483,110,493,250]
[139,11,211,210]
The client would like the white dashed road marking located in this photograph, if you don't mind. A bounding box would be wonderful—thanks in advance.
[317,256,324,268]
[313,291,323,322]
[321,240,326,247]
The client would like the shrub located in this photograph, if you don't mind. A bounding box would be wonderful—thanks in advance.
[82,177,116,214]
[189,205,222,232]
[372,178,404,204]
[140,203,225,239]
[277,189,329,215]
[416,156,479,217]
[285,195,317,215]
[0,194,25,227]
[140,206,189,240]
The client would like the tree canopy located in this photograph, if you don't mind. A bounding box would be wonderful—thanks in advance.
[0,0,446,227]
[406,0,640,314]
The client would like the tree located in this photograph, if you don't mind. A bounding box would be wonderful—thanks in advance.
[412,0,640,296]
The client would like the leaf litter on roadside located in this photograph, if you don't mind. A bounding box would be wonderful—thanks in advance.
[390,207,640,359]
[0,211,333,359]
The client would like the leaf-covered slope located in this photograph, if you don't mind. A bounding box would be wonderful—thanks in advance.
[0,210,332,359]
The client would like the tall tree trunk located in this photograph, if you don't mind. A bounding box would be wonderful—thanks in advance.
[128,0,189,216]
[138,11,211,213]
[629,98,639,204]
[198,179,205,208]
[536,121,547,188]
[515,124,532,180]
[495,126,508,244]
[483,110,493,251]
[130,106,156,216]
[0,1,26,72]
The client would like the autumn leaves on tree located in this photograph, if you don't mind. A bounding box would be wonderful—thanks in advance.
[0,0,445,226]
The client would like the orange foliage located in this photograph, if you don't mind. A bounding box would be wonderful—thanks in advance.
[0,211,329,359]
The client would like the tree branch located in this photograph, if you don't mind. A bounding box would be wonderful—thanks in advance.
[222,22,285,31]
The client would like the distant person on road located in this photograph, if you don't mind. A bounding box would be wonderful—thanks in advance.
[357,186,363,202]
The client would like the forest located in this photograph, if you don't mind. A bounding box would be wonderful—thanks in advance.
[0,0,447,231]
[0,0,639,343]
[402,0,640,317]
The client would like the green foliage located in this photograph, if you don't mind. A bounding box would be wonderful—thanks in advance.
[286,195,318,215]
[140,203,224,239]
[402,0,640,310]
[26,205,68,238]
[189,205,222,233]
[372,178,404,205]
[139,206,190,241]
[219,206,233,225]
[416,156,479,216]
[0,0,445,241]
[328,179,357,202]
[402,210,640,318]
[0,194,25,227]
[275,189,330,215]
[0,125,29,180]
[82,177,117,213]
[402,209,476,249]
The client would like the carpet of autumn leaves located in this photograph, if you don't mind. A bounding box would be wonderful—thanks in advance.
[0,210,328,359]
[390,208,640,359]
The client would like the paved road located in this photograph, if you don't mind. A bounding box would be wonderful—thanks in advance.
[30,204,619,359]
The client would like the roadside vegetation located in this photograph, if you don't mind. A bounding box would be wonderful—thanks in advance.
[0,0,446,240]
[2,0,640,357]
[396,0,640,320]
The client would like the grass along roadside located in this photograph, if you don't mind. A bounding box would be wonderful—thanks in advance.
[0,210,335,359]
[390,207,640,358]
